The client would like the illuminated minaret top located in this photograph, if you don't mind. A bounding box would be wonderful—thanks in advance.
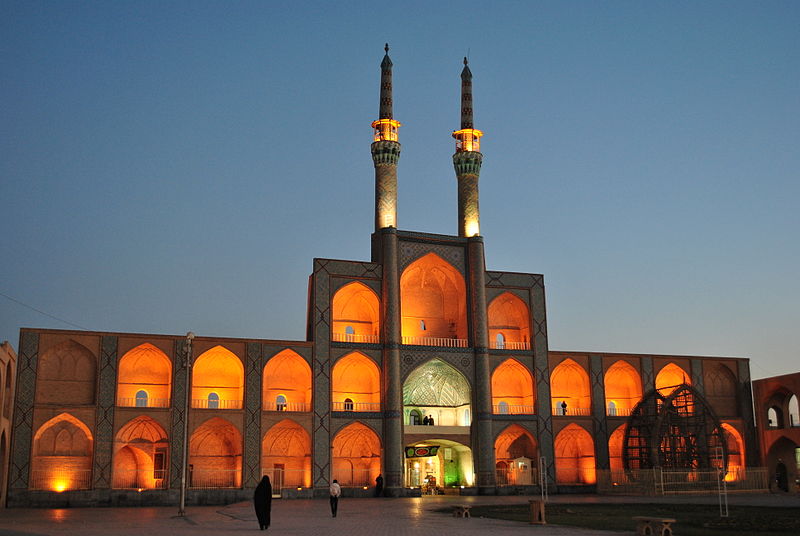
[452,57,483,237]
[372,43,401,142]
[371,44,402,230]
[452,57,483,153]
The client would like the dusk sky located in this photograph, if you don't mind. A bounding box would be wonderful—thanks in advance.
[2,2,798,379]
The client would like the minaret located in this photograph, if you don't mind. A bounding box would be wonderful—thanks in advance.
[452,57,484,237]
[372,43,401,230]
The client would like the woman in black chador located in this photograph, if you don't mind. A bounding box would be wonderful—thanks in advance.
[253,475,272,530]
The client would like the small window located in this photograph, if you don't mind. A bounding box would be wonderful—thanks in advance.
[276,394,287,411]
[463,408,471,425]
[768,407,780,428]
[498,401,509,414]
[135,390,148,408]
[496,333,505,349]
[607,400,617,416]
[208,392,220,409]
[345,325,355,338]
[410,409,422,425]
[344,398,354,411]
[419,320,426,331]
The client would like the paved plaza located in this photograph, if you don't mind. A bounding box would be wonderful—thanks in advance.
[0,494,797,536]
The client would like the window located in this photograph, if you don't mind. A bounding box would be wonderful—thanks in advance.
[135,390,148,408]
[276,394,287,411]
[419,320,426,331]
[607,400,617,416]
[410,409,422,425]
[496,333,505,349]
[768,407,780,428]
[498,401,509,414]
[208,392,220,409]
[345,326,355,338]
[344,398,354,411]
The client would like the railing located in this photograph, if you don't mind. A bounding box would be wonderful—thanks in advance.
[116,397,171,408]
[332,468,375,488]
[332,401,382,412]
[112,469,168,489]
[263,401,310,412]
[496,466,539,486]
[401,336,469,348]
[493,404,535,415]
[596,468,770,495]
[191,399,243,410]
[188,469,241,489]
[606,407,634,417]
[261,468,311,493]
[332,332,380,344]
[490,341,531,350]
[29,469,92,491]
[552,406,592,416]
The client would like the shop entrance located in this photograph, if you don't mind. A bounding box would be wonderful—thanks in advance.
[404,440,473,493]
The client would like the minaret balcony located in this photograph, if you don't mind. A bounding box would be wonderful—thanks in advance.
[401,336,469,348]
[372,118,401,142]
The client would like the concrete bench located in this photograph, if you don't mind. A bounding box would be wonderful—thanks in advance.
[453,505,471,518]
[633,516,676,536]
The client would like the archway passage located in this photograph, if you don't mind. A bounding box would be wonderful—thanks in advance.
[550,358,591,416]
[405,439,474,491]
[188,417,242,488]
[30,413,93,491]
[655,363,691,396]
[403,358,471,426]
[494,425,538,486]
[331,282,381,344]
[261,419,311,489]
[332,423,381,487]
[331,352,381,412]
[604,360,643,416]
[491,359,535,414]
[487,292,531,350]
[112,416,168,489]
[192,346,244,409]
[400,253,468,347]
[117,343,172,408]
[36,340,96,405]
[765,437,798,492]
[554,424,596,484]
[704,365,738,417]
[263,350,312,412]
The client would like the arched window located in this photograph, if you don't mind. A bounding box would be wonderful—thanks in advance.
[604,360,643,416]
[487,292,531,350]
[409,409,422,425]
[789,395,799,427]
[491,359,535,414]
[607,400,617,416]
[263,349,312,412]
[767,407,781,428]
[495,333,505,349]
[192,345,244,410]
[208,392,220,409]
[117,343,171,408]
[345,325,356,338]
[276,395,287,412]
[498,401,509,414]
[331,282,381,344]
[550,359,591,415]
[331,352,381,412]
[344,398,354,411]
[135,390,148,408]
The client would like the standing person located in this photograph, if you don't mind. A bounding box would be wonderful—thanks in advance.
[329,479,341,517]
[422,415,430,425]
[428,414,435,426]
[253,475,272,530]
[560,401,568,415]
[375,474,384,497]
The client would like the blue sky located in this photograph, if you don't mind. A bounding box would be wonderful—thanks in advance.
[2,2,798,378]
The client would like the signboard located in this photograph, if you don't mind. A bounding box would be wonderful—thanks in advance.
[405,445,440,458]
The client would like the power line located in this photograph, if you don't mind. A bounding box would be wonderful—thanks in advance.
[0,292,90,331]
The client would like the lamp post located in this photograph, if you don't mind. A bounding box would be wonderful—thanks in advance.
[178,331,195,516]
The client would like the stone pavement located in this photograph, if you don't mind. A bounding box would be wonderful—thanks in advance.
[0,493,797,536]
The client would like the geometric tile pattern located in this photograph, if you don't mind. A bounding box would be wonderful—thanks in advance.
[589,354,610,470]
[641,356,654,392]
[398,240,466,276]
[244,342,263,488]
[9,331,39,489]
[737,360,758,467]
[92,335,118,489]
[169,338,188,489]
[690,358,705,395]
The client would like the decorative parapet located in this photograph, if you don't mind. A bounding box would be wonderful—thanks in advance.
[453,151,483,176]
[371,140,401,165]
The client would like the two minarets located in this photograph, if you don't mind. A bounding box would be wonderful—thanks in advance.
[371,45,484,238]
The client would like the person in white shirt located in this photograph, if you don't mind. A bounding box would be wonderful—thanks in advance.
[329,479,341,517]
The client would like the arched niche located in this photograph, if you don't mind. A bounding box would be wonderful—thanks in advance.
[494,425,538,486]
[261,419,311,488]
[331,352,380,412]
[403,358,471,426]
[789,394,799,428]
[400,253,467,345]
[608,424,626,472]
[704,364,738,417]
[487,292,531,350]
[112,416,168,489]
[550,358,591,415]
[31,413,93,491]
[331,422,381,487]
[604,361,643,416]
[331,282,381,344]
[721,423,745,482]
[655,362,690,396]
[117,343,172,408]
[192,346,244,409]
[554,423,596,485]
[491,359,535,414]
[36,340,96,405]
[263,349,311,412]
[189,417,242,488]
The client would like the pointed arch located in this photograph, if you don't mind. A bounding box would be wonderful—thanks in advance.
[550,358,591,415]
[721,423,745,482]
[400,253,468,344]
[788,394,799,428]
[655,362,690,396]
[494,425,537,486]
[608,423,626,471]
[488,292,531,350]
[403,358,471,426]
[332,422,381,487]
[112,416,168,489]
[604,360,643,416]
[117,343,172,408]
[332,352,380,412]
[491,359,535,414]
[554,423,596,484]
[332,282,381,343]
[189,417,242,488]
[31,413,93,491]
[704,364,738,417]
[263,349,311,412]
[261,419,311,488]
[192,345,243,409]
[36,340,96,405]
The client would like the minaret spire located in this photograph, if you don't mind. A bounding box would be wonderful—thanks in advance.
[379,43,393,120]
[452,57,484,237]
[371,44,401,230]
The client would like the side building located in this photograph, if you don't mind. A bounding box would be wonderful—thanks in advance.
[753,372,800,492]
[1,341,17,507]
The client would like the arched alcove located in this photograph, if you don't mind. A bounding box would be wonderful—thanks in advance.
[554,423,596,484]
[331,282,381,343]
[332,422,381,487]
[721,423,745,481]
[491,359,535,414]
[789,394,799,428]
[263,349,311,412]
[704,364,738,417]
[261,419,311,489]
[332,352,381,412]
[604,361,642,416]
[188,417,242,488]
[494,425,538,486]
[403,358,471,426]
[30,413,93,491]
[550,358,591,415]
[487,292,531,350]
[117,343,172,408]
[608,424,626,471]
[400,253,467,346]
[192,346,244,409]
[112,416,168,489]
[36,340,96,405]
[655,363,690,396]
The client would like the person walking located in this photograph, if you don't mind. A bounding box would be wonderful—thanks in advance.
[329,479,341,517]
[253,475,272,530]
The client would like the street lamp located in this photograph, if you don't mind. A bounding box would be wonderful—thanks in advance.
[178,331,195,516]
